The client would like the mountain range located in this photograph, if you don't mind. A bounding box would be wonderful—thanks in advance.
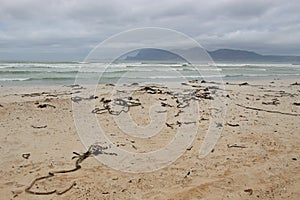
[123,48,300,64]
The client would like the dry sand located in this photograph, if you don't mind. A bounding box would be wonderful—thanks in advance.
[0,79,299,199]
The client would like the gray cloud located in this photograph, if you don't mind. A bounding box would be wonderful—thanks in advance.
[0,0,299,61]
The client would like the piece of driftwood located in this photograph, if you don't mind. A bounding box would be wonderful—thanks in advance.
[236,104,300,116]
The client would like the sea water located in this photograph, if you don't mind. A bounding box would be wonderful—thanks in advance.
[0,62,299,86]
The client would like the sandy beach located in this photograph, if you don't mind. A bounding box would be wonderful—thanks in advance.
[0,79,299,199]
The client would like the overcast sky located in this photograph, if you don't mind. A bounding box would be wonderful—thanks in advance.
[0,0,299,61]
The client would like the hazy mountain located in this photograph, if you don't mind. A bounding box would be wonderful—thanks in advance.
[123,48,300,64]
[208,49,300,63]
[124,48,186,62]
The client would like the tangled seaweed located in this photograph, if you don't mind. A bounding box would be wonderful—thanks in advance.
[25,143,117,196]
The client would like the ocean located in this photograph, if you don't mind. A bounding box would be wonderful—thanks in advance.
[0,62,299,86]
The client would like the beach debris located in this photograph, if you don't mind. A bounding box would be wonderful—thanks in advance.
[165,122,173,129]
[244,188,253,195]
[262,98,280,105]
[239,82,249,86]
[71,95,98,103]
[116,90,126,93]
[91,107,107,114]
[176,121,196,127]
[140,86,166,94]
[22,153,31,159]
[227,144,247,148]
[186,146,193,151]
[293,102,300,106]
[0,104,3,107]
[37,104,56,109]
[174,110,183,117]
[226,123,240,127]
[93,97,141,115]
[181,82,189,86]
[25,143,117,196]
[65,84,85,90]
[184,171,191,178]
[236,103,300,116]
[31,125,47,129]
[105,83,115,86]
[86,143,117,156]
[292,158,297,161]
[161,102,173,107]
[290,82,300,85]
[71,96,83,103]
[159,97,167,101]
[194,90,213,100]
[216,123,223,128]
[22,92,48,97]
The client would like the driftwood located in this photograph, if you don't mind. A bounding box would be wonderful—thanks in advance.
[25,143,117,196]
[236,104,300,116]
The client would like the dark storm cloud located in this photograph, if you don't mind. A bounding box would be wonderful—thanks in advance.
[0,0,299,60]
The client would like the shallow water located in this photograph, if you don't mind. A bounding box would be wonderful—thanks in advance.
[0,62,299,86]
